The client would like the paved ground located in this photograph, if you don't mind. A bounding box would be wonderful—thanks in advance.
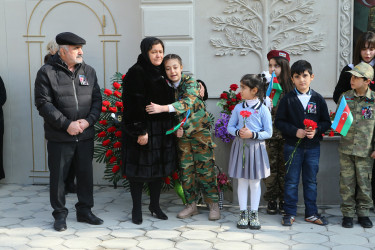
[0,184,375,250]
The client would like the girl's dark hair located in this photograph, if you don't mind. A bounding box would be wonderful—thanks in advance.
[353,31,375,65]
[163,54,182,65]
[271,57,294,93]
[240,74,267,103]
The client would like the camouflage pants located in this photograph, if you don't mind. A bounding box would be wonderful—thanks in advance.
[263,139,285,201]
[178,129,218,204]
[339,152,373,217]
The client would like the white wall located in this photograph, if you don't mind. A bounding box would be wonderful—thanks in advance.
[0,0,353,197]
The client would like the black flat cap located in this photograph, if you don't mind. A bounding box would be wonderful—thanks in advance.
[56,32,86,45]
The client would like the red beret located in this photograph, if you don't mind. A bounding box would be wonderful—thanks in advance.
[267,50,290,62]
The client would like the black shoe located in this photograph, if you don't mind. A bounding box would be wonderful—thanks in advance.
[278,200,285,215]
[76,211,103,225]
[54,217,67,232]
[149,205,168,220]
[358,217,373,228]
[342,217,353,228]
[132,208,143,225]
[267,200,277,215]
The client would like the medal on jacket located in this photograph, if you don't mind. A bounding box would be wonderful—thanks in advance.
[79,75,89,85]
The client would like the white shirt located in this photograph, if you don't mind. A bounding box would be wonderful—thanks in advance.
[295,88,311,110]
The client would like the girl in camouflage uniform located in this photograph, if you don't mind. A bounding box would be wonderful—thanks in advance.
[146,54,220,221]
[263,50,294,215]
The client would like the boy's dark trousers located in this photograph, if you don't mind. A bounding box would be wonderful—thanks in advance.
[283,144,320,217]
[372,161,375,207]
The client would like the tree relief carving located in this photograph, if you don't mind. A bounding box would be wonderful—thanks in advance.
[210,0,326,59]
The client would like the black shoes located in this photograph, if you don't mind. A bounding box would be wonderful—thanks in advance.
[77,211,103,225]
[132,208,143,225]
[54,217,67,232]
[149,205,168,220]
[342,217,353,228]
[267,200,278,215]
[358,217,373,228]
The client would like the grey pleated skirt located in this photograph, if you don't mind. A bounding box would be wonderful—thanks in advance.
[228,137,270,180]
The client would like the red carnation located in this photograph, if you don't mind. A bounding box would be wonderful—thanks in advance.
[102,139,111,146]
[104,89,113,96]
[114,91,122,98]
[164,177,171,185]
[102,100,110,106]
[303,119,317,130]
[115,101,123,108]
[230,84,238,91]
[99,120,108,126]
[122,175,127,179]
[113,142,122,148]
[107,126,116,133]
[329,130,334,137]
[236,93,242,100]
[240,110,252,118]
[122,74,126,80]
[172,172,179,180]
[112,165,120,173]
[101,106,107,112]
[109,156,117,163]
[115,131,122,137]
[98,131,106,137]
[109,107,117,113]
[105,149,113,157]
[229,105,235,111]
[113,82,121,89]
[220,93,228,99]
[231,98,236,102]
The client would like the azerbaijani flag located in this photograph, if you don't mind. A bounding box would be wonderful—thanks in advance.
[331,96,353,136]
[166,109,191,135]
[266,71,283,106]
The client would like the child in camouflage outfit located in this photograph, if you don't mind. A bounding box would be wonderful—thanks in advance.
[336,62,375,229]
[146,54,220,221]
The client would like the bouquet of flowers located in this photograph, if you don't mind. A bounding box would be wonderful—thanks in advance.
[216,166,232,209]
[215,84,242,143]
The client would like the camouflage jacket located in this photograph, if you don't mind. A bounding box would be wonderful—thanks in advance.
[338,88,375,157]
[171,74,211,137]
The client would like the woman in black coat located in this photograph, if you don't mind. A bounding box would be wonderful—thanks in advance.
[0,76,6,180]
[122,37,177,224]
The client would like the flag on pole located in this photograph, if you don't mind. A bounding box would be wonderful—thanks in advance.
[266,71,283,106]
[331,96,353,136]
[166,109,191,135]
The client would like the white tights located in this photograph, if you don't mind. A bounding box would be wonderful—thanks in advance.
[237,178,261,211]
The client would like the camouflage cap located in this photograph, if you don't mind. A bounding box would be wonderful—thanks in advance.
[347,62,374,80]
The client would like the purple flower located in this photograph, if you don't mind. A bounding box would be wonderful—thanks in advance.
[214,113,235,143]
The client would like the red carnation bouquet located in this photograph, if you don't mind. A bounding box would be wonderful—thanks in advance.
[285,119,318,173]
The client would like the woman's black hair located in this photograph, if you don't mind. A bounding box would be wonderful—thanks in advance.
[240,74,267,103]
[140,37,165,63]
[353,31,375,65]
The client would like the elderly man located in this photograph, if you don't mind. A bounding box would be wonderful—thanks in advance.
[35,32,103,231]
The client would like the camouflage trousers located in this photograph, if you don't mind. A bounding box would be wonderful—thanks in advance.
[339,152,373,217]
[263,139,285,201]
[178,129,218,204]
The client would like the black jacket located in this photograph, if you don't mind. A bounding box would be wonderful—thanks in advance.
[0,76,6,132]
[333,64,375,103]
[275,89,331,148]
[121,54,177,180]
[34,54,102,142]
